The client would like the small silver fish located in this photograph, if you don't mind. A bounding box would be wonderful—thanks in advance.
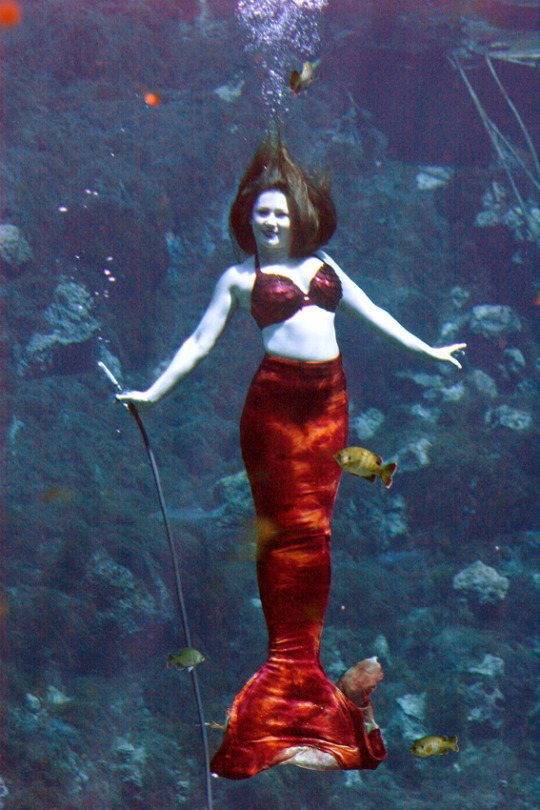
[334,447,397,488]
[167,648,205,672]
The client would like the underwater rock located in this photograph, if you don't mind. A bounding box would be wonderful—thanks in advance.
[397,692,426,722]
[45,686,73,709]
[469,304,521,339]
[350,407,385,440]
[497,347,526,382]
[0,776,8,808]
[468,369,498,399]
[448,285,471,312]
[382,495,408,540]
[0,223,32,270]
[415,166,454,191]
[62,194,168,362]
[475,181,540,241]
[439,381,465,403]
[7,415,24,455]
[20,281,100,376]
[214,77,245,102]
[25,693,41,713]
[468,654,505,678]
[453,560,509,604]
[395,436,431,471]
[475,180,510,228]
[408,402,439,422]
[397,370,443,391]
[485,404,532,432]
[86,549,161,635]
[394,692,428,741]
[212,469,254,525]
[466,682,503,730]
[372,633,391,664]
[112,737,146,788]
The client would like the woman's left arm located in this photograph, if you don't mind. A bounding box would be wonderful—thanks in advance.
[318,250,466,369]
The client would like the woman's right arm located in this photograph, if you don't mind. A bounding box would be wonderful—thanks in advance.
[116,267,239,409]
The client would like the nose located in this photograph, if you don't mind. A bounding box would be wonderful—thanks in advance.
[264,212,278,228]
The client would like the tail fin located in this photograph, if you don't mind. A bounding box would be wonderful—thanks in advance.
[381,462,397,488]
[448,735,459,752]
[289,70,300,92]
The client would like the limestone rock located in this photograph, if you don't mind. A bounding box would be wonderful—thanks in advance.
[453,560,509,604]
[485,405,532,432]
[20,281,100,376]
[469,305,521,339]
[0,224,32,268]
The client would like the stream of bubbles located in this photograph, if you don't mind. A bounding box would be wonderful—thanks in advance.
[236,0,328,123]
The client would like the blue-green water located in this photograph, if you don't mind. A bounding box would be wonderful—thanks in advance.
[2,1,540,807]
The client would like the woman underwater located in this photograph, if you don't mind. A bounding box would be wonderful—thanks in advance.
[117,137,466,780]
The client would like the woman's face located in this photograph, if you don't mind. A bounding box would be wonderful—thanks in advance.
[251,190,292,257]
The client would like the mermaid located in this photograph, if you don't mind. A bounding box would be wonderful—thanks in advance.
[117,136,466,779]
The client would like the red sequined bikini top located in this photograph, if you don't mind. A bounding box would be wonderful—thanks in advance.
[251,255,342,329]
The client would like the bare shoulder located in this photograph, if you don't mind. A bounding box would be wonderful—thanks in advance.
[219,257,256,309]
[316,249,372,307]
[220,257,255,284]
[316,249,349,283]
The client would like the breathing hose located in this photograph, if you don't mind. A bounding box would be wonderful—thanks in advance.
[98,361,213,810]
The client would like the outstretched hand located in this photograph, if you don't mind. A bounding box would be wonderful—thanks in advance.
[115,390,155,413]
[430,343,467,369]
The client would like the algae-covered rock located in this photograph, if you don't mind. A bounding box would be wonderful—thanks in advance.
[19,281,100,376]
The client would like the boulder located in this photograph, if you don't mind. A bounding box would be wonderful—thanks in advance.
[0,224,32,270]
[453,560,509,604]
[20,281,100,376]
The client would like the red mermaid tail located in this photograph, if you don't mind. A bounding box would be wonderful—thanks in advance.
[210,354,386,779]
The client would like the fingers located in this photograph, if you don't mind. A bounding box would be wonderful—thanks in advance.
[451,343,466,369]
[115,390,139,403]
[433,343,466,368]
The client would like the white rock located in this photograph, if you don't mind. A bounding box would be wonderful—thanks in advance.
[46,686,72,707]
[469,369,498,399]
[469,305,521,339]
[397,692,426,720]
[416,166,454,190]
[214,78,245,102]
[486,405,532,432]
[350,408,385,440]
[0,224,32,266]
[453,560,509,604]
[25,693,41,712]
[396,437,431,471]
[468,654,505,678]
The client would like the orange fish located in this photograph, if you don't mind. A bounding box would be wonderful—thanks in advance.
[0,1,21,27]
[143,91,161,107]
